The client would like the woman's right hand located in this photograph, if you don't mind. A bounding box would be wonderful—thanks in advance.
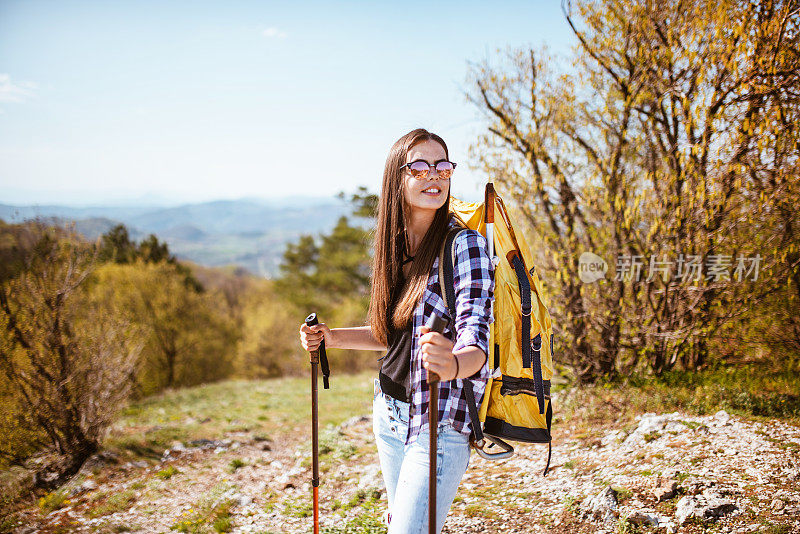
[299,321,333,352]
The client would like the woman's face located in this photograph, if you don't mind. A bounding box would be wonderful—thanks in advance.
[401,139,451,216]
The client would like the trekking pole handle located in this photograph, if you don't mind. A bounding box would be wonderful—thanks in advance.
[425,313,448,384]
[305,313,330,388]
[304,313,322,362]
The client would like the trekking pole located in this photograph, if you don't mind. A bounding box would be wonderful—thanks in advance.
[425,312,448,534]
[304,312,330,534]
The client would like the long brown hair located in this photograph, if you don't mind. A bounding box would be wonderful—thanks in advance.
[368,128,452,347]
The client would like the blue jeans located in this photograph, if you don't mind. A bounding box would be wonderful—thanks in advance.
[372,378,471,534]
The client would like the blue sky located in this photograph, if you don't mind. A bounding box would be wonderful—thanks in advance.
[0,1,574,206]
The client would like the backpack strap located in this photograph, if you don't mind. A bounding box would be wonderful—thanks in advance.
[438,225,485,446]
[508,249,545,414]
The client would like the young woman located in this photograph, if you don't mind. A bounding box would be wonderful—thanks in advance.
[299,128,494,533]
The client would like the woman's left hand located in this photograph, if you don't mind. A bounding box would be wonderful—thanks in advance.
[419,325,457,381]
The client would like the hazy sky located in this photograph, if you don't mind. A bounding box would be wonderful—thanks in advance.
[0,1,574,206]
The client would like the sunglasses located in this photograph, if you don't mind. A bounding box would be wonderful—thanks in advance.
[402,159,457,181]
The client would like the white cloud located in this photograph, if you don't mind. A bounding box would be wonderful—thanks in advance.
[262,27,287,39]
[0,73,37,104]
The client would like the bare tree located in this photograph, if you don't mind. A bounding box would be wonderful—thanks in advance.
[0,221,143,486]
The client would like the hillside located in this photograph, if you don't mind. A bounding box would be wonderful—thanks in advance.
[2,373,798,534]
[0,198,356,278]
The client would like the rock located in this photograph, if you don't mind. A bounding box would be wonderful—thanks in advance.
[702,489,737,517]
[653,480,678,502]
[357,463,382,491]
[676,492,737,525]
[682,477,713,494]
[78,450,120,475]
[714,410,731,424]
[771,498,785,511]
[623,413,690,446]
[341,415,370,428]
[676,496,701,525]
[80,479,98,491]
[580,486,618,522]
[601,430,625,447]
[626,510,659,526]
[189,438,220,449]
[274,472,295,490]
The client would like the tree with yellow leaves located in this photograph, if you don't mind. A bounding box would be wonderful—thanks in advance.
[466,0,799,380]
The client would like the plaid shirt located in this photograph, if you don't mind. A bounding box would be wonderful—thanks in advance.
[406,215,495,445]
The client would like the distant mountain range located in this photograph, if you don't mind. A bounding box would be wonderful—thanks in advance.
[0,197,359,278]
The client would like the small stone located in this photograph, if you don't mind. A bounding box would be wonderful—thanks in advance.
[702,490,737,518]
[653,480,678,502]
[676,495,702,525]
[580,486,618,522]
[80,479,98,491]
[714,410,731,424]
[357,464,382,490]
[771,498,785,511]
[626,510,658,526]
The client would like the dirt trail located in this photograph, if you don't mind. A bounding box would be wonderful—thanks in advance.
[6,409,800,534]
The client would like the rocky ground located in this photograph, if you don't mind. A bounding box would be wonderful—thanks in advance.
[4,407,799,533]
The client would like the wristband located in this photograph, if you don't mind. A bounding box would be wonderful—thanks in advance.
[452,354,460,381]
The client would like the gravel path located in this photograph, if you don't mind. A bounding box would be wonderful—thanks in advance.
[7,409,800,534]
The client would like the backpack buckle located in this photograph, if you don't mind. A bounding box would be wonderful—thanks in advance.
[470,434,514,460]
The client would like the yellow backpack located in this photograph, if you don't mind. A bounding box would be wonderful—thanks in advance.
[438,185,554,475]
